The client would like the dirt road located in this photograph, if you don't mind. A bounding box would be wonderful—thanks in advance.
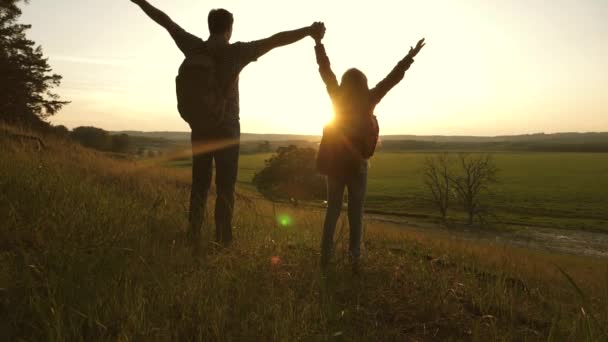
[368,214,608,258]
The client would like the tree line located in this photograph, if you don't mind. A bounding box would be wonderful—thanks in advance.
[379,140,608,153]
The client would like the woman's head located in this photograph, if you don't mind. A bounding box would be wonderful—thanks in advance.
[341,68,369,96]
[336,68,370,119]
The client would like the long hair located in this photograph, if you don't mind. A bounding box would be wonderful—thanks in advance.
[337,68,371,122]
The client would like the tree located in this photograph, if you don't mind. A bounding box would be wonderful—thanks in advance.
[111,134,131,153]
[70,126,111,151]
[253,145,325,201]
[50,124,69,138]
[449,153,498,225]
[423,153,452,221]
[258,140,272,153]
[0,0,68,126]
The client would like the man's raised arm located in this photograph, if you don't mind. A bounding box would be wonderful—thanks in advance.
[130,0,200,55]
[251,22,325,59]
[130,0,182,35]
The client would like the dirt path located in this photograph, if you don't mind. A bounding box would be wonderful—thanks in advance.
[245,192,608,259]
[368,214,608,259]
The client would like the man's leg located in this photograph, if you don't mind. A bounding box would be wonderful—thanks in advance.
[213,140,240,246]
[189,135,213,240]
[321,176,346,269]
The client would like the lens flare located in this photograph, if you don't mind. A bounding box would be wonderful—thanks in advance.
[271,256,281,266]
[134,137,240,170]
[277,214,293,228]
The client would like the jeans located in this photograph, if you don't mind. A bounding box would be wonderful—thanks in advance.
[189,124,240,245]
[321,160,368,265]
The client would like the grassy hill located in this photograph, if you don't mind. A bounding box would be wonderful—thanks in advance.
[2,124,607,340]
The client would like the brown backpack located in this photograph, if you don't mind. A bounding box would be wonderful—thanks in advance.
[316,115,379,176]
[175,53,227,131]
[360,114,380,159]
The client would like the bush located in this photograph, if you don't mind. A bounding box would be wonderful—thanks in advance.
[70,126,112,151]
[253,145,325,201]
[70,126,132,153]
[111,133,131,153]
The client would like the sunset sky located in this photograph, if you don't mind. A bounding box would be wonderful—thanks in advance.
[20,0,608,135]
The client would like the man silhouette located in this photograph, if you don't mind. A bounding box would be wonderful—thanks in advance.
[130,0,324,246]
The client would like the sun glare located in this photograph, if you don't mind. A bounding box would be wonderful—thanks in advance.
[304,99,335,130]
[298,111,334,133]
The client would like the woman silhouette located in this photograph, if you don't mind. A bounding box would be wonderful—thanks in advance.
[313,29,425,274]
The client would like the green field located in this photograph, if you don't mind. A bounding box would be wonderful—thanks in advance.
[232,152,608,231]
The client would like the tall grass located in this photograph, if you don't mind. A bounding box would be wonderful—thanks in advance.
[0,125,607,341]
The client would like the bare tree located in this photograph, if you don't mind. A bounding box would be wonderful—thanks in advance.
[449,153,498,225]
[423,153,452,221]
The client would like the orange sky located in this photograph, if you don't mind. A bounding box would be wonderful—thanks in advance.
[20,0,608,135]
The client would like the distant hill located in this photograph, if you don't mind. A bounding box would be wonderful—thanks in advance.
[115,131,321,142]
[115,131,191,141]
[376,132,608,152]
[380,132,608,143]
[115,131,608,144]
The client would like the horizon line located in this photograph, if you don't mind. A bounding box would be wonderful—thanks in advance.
[111,130,608,138]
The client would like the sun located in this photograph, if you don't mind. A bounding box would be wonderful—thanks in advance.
[241,82,335,134]
[294,100,335,132]
[291,111,334,134]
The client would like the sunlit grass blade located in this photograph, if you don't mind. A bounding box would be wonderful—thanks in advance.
[554,264,600,341]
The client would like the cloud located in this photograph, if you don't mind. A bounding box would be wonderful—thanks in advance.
[51,55,137,67]
[59,81,132,94]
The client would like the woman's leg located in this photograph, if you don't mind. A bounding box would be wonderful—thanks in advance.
[347,162,368,266]
[321,176,346,268]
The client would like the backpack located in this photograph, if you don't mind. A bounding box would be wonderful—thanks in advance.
[316,115,379,176]
[175,52,227,131]
[359,114,380,159]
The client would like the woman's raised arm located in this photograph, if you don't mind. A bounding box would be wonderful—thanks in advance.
[313,28,339,96]
[371,38,426,105]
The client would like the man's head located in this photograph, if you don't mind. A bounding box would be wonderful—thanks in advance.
[208,9,234,41]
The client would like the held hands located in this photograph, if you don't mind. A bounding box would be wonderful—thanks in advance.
[309,22,326,44]
[406,38,426,59]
